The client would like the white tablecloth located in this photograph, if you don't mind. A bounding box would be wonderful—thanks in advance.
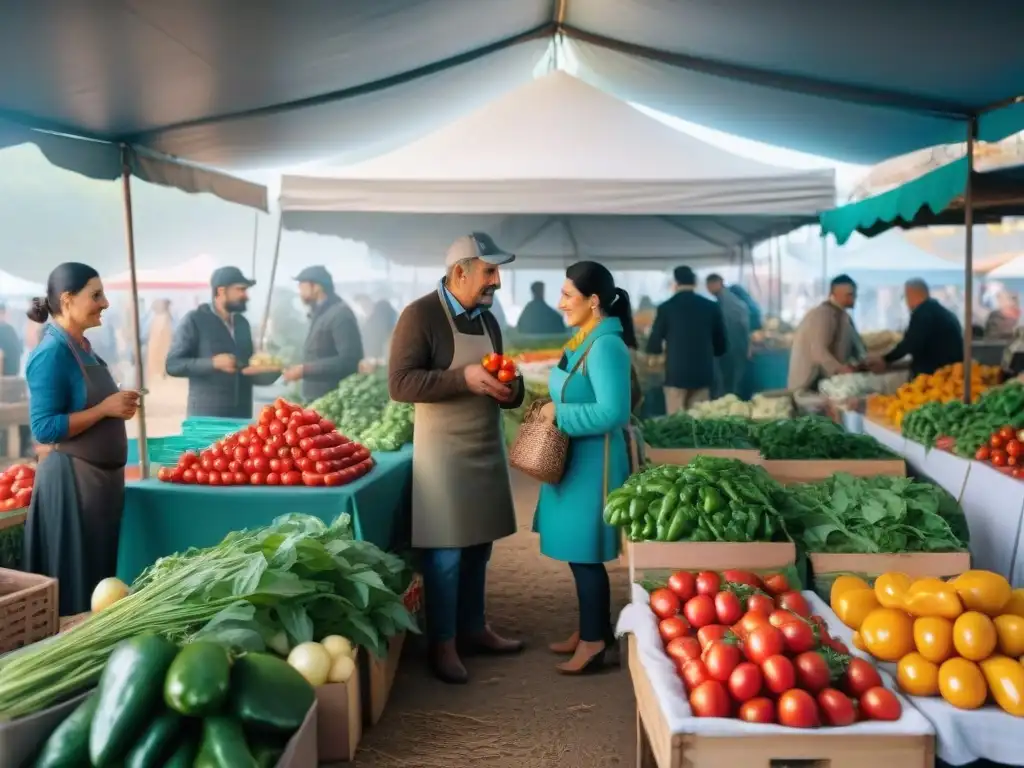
[806,591,1024,766]
[616,584,934,738]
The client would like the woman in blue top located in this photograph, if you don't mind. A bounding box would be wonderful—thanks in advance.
[534,261,637,675]
[24,263,140,616]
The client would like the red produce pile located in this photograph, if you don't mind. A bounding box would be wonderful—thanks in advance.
[0,463,34,511]
[157,398,375,488]
[650,568,902,727]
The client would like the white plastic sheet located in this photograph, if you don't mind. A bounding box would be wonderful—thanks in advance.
[863,418,907,454]
[959,461,1024,580]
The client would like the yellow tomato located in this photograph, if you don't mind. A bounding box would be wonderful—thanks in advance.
[953,611,998,661]
[938,658,988,710]
[981,655,1024,716]
[903,580,964,620]
[860,608,916,662]
[951,570,1013,616]
[994,614,1024,657]
[831,575,870,607]
[914,617,955,664]
[874,572,913,609]
[834,588,882,631]
[1003,589,1024,618]
[852,631,867,652]
[897,652,940,697]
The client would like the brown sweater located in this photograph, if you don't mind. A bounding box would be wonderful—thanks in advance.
[388,289,525,408]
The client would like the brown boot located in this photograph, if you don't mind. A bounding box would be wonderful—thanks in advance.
[430,640,468,684]
[548,631,579,655]
[460,625,525,656]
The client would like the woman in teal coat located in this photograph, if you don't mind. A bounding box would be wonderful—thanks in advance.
[535,261,637,675]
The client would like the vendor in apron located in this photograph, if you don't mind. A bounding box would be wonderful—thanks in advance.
[388,233,526,684]
[23,263,140,616]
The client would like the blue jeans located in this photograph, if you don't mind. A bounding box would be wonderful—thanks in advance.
[569,562,613,643]
[421,543,492,643]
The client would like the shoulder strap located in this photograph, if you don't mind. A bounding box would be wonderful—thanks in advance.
[560,339,596,400]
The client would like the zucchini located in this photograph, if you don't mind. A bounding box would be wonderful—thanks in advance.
[164,642,231,716]
[124,708,181,768]
[90,634,179,767]
[195,717,258,768]
[251,740,285,768]
[162,730,199,768]
[32,693,97,768]
[230,653,314,737]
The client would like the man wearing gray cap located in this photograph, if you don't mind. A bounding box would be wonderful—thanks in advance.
[166,266,279,418]
[389,232,525,684]
[282,266,363,400]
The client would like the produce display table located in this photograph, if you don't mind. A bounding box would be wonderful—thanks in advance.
[115,445,413,583]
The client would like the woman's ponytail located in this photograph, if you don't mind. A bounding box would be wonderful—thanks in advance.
[608,287,638,350]
[27,296,50,324]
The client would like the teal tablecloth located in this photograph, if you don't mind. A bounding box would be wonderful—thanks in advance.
[116,445,413,583]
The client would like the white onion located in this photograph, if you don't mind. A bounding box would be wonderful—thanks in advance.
[287,642,333,686]
[90,578,130,613]
[327,654,356,684]
[320,635,354,660]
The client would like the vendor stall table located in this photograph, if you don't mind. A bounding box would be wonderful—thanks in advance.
[115,445,413,583]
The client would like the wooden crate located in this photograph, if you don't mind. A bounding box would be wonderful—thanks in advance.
[621,540,796,584]
[644,446,761,467]
[0,568,57,655]
[631,638,934,768]
[760,458,906,485]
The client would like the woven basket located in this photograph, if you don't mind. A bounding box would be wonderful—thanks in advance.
[508,400,569,484]
[0,568,58,654]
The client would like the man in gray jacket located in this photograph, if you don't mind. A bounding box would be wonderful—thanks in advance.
[282,266,363,401]
[166,267,278,418]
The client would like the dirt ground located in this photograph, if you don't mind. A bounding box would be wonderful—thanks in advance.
[351,469,637,768]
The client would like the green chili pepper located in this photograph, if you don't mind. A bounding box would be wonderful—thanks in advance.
[703,487,724,514]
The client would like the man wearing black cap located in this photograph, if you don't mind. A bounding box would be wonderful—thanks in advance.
[283,266,363,400]
[166,266,279,418]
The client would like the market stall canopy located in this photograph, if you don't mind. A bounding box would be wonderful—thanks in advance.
[280,71,835,269]
[802,232,968,287]
[0,1,1021,176]
[104,254,219,291]
[985,254,1024,279]
[819,160,1024,245]
[0,270,43,296]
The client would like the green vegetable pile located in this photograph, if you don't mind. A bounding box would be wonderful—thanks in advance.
[33,637,312,767]
[603,456,788,543]
[0,513,417,720]
[309,372,413,451]
[901,382,1024,457]
[640,413,756,449]
[753,416,895,460]
[777,473,970,554]
[358,401,414,452]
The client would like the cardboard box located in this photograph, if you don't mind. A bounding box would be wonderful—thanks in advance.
[645,446,761,467]
[761,458,906,485]
[623,540,796,583]
[809,551,971,601]
[315,651,362,762]
[275,701,318,768]
[361,631,406,726]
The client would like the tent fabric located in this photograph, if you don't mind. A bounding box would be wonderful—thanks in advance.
[279,72,835,269]
[104,255,219,291]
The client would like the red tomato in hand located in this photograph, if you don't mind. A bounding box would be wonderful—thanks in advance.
[714,591,743,625]
[777,689,820,728]
[859,686,901,721]
[695,571,721,596]
[659,616,690,643]
[683,595,717,628]
[665,636,702,664]
[761,655,796,695]
[842,658,883,698]
[747,593,775,616]
[727,662,763,702]
[744,625,785,665]
[776,591,811,617]
[650,588,681,620]
[680,659,712,691]
[667,570,696,602]
[817,688,856,726]
[738,697,775,724]
[794,651,831,693]
[703,642,741,682]
[763,573,791,595]
[722,570,762,589]
[780,621,817,655]
[496,368,516,383]
[689,680,731,718]
[697,624,730,650]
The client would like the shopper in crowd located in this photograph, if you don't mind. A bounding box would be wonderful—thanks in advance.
[282,266,363,401]
[0,301,31,457]
[646,265,727,414]
[516,281,565,335]
[145,298,174,385]
[388,232,524,684]
[870,278,963,378]
[706,273,751,397]
[166,266,278,418]
[788,273,866,392]
[23,262,140,615]
[728,283,764,333]
[534,261,634,674]
[367,297,398,359]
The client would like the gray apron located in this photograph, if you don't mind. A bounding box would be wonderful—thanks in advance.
[410,288,517,549]
[24,336,128,616]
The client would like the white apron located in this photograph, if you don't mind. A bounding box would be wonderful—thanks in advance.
[410,288,517,549]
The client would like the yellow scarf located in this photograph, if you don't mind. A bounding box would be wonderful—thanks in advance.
[565,316,600,354]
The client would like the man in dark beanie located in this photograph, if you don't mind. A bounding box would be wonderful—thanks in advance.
[283,266,363,400]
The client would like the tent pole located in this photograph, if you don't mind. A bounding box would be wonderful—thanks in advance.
[119,145,150,480]
[258,216,284,352]
[820,232,829,296]
[250,210,260,277]
[963,117,977,404]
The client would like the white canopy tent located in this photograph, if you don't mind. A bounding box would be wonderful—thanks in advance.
[280,71,836,269]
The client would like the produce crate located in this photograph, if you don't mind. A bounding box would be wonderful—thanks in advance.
[276,700,318,768]
[630,637,934,768]
[809,551,971,601]
[621,540,796,582]
[361,631,406,726]
[644,446,761,467]
[760,458,906,485]
[316,649,362,762]
[0,509,26,570]
[0,689,91,768]
[0,567,57,655]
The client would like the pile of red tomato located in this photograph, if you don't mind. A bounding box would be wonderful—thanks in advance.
[156,399,375,488]
[0,463,34,511]
[974,425,1024,478]
[649,569,903,728]
[481,353,518,384]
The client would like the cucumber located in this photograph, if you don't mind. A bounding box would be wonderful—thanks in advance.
[32,694,97,768]
[230,653,314,737]
[90,634,179,766]
[164,642,231,716]
[195,717,258,768]
[250,739,286,768]
[162,731,199,768]
[124,708,182,768]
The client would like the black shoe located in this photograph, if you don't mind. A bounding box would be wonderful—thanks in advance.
[556,648,607,676]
